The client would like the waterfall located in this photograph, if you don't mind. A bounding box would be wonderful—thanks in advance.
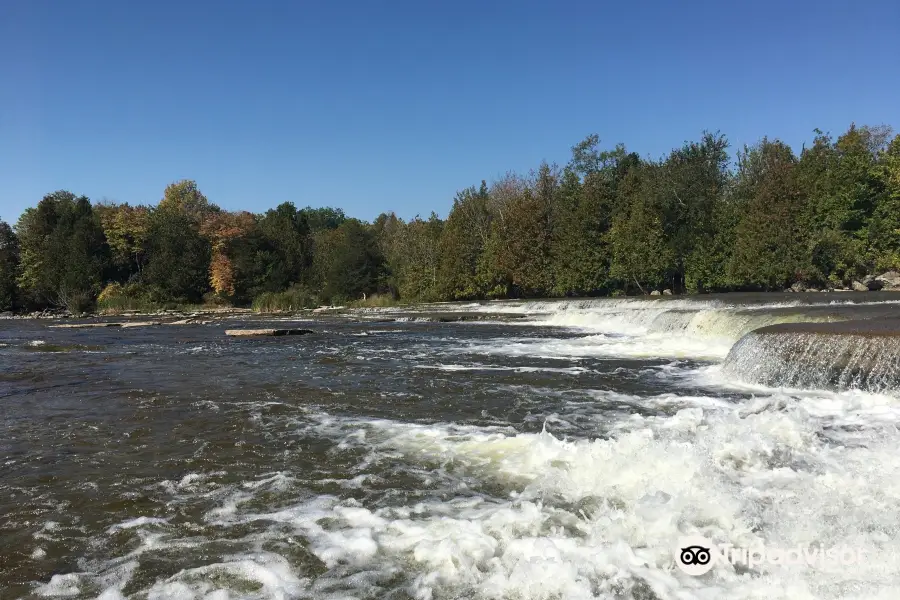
[722,321,900,393]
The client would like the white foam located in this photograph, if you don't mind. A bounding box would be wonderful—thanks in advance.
[106,516,169,533]
[42,388,900,598]
[458,333,733,361]
[415,363,592,375]
[35,573,80,597]
[180,400,900,598]
[138,552,307,600]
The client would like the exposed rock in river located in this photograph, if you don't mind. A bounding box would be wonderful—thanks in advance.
[168,318,214,325]
[225,328,314,337]
[50,321,161,329]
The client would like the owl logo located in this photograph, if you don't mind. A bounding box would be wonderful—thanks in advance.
[680,545,711,565]
[674,536,717,575]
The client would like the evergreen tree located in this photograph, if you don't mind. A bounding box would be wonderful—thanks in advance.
[797,125,888,284]
[255,202,312,289]
[728,139,804,289]
[868,134,900,271]
[143,207,211,303]
[503,164,558,296]
[609,167,674,292]
[0,221,19,311]
[658,132,731,292]
[315,220,384,302]
[438,182,492,299]
[15,191,108,312]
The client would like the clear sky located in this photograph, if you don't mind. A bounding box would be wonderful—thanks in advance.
[1,0,898,225]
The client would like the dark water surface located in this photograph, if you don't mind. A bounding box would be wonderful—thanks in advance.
[3,295,900,599]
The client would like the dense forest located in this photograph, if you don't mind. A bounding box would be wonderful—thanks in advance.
[1,124,899,314]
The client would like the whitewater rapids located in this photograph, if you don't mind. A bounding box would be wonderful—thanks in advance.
[4,293,900,599]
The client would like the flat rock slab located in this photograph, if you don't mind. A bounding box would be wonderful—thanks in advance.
[168,318,214,325]
[225,328,314,337]
[50,321,160,329]
[751,318,900,338]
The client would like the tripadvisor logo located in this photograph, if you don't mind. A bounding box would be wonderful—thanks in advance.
[673,535,865,576]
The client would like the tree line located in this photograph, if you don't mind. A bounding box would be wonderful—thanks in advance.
[0,123,898,314]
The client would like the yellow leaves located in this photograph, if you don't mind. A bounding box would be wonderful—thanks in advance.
[209,251,235,296]
[158,180,220,227]
[199,211,255,251]
[195,211,255,298]
[99,204,150,264]
[97,282,124,303]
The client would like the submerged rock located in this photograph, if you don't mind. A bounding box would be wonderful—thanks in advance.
[49,321,161,329]
[168,318,213,325]
[225,328,314,337]
[22,342,103,352]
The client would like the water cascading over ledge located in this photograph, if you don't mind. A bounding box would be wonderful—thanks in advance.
[722,319,900,393]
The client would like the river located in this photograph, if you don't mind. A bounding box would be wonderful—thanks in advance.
[2,293,900,599]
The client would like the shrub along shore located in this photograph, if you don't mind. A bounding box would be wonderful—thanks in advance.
[1,124,899,316]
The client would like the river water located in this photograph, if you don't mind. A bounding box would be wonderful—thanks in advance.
[3,293,900,599]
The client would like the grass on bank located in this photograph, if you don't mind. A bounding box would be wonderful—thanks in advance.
[98,282,406,315]
[97,282,217,315]
[251,289,404,312]
[346,293,403,308]
[250,286,319,312]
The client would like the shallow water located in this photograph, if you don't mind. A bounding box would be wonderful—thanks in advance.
[3,293,900,599]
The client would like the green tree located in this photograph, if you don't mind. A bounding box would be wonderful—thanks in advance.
[502,163,558,296]
[438,182,492,299]
[158,180,219,224]
[374,212,445,301]
[96,202,151,279]
[256,202,312,288]
[315,220,384,302]
[608,167,675,293]
[796,125,888,283]
[868,134,900,270]
[15,191,108,312]
[727,139,804,289]
[401,214,444,300]
[301,206,346,232]
[143,207,211,303]
[552,137,639,295]
[657,132,731,292]
[0,221,19,311]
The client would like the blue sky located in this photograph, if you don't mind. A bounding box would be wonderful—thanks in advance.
[1,0,898,224]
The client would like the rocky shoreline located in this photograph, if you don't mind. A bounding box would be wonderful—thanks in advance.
[786,271,900,293]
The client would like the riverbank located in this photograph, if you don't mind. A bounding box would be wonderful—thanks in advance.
[4,275,900,322]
